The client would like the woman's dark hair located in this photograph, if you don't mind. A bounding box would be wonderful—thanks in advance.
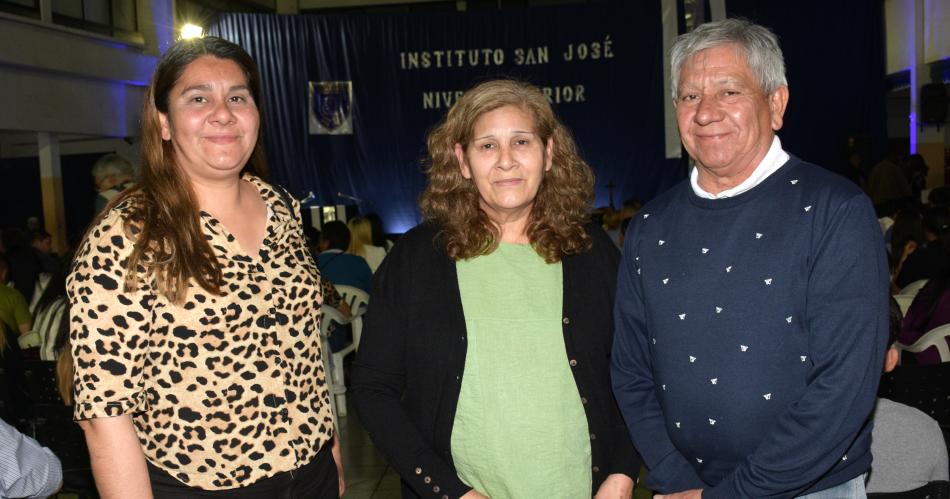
[321,221,351,251]
[922,205,950,238]
[889,207,923,266]
[365,213,388,248]
[76,37,268,304]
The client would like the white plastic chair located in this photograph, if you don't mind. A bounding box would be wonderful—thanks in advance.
[896,324,950,362]
[899,279,929,297]
[894,294,916,315]
[319,304,350,422]
[334,285,370,351]
[326,285,369,417]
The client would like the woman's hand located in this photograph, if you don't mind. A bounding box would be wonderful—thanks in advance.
[331,435,345,497]
[594,473,635,499]
[460,489,490,499]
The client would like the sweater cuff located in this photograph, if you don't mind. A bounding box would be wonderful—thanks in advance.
[400,451,471,498]
[606,426,643,479]
[701,479,734,499]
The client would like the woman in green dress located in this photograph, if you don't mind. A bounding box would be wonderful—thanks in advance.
[352,79,640,499]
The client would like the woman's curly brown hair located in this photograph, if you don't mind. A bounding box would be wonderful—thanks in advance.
[419,79,594,262]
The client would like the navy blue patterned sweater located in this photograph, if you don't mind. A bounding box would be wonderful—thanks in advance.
[612,157,889,498]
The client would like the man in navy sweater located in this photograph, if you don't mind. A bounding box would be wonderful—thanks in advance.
[611,19,888,499]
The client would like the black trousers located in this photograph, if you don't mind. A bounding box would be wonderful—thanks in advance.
[148,441,338,499]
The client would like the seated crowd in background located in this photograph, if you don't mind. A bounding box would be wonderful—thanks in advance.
[881,180,950,364]
[347,216,386,273]
[866,298,948,493]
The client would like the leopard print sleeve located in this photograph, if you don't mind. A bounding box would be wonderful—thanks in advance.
[67,205,155,420]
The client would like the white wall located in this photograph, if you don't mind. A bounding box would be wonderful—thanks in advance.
[924,0,949,63]
[886,0,950,74]
[0,0,173,153]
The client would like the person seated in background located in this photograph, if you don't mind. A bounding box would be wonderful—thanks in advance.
[347,216,386,272]
[364,213,393,251]
[27,230,61,313]
[619,216,632,251]
[867,152,913,209]
[899,258,950,365]
[602,207,623,249]
[90,152,135,213]
[876,199,909,243]
[0,252,33,389]
[0,417,63,499]
[2,228,42,303]
[29,230,54,259]
[620,198,642,222]
[302,226,352,320]
[894,205,950,291]
[19,265,67,361]
[904,154,929,205]
[867,298,949,493]
[316,222,370,353]
[839,151,866,189]
[318,221,373,293]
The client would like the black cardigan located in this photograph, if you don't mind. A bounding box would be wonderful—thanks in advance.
[351,223,641,498]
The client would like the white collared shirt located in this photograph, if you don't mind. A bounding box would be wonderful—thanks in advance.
[690,136,790,199]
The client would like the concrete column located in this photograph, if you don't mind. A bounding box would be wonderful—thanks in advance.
[140,0,175,56]
[38,0,52,23]
[662,0,681,159]
[37,132,67,253]
[709,0,726,21]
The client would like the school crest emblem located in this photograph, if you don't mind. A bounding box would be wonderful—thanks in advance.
[309,81,353,135]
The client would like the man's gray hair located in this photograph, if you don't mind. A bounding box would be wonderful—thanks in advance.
[670,18,787,101]
[91,153,135,179]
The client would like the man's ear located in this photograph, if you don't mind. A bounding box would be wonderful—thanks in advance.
[883,347,900,373]
[768,85,789,132]
[455,143,471,179]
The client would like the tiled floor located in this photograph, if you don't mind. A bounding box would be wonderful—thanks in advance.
[337,399,401,499]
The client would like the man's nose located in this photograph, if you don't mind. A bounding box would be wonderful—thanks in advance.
[693,95,722,126]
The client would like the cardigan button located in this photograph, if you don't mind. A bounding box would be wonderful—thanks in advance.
[562,317,570,325]
[433,486,441,493]
[424,476,431,484]
[581,397,588,405]
[590,433,596,440]
[569,359,578,367]
[593,466,600,473]
[415,467,422,475]
[442,496,449,499]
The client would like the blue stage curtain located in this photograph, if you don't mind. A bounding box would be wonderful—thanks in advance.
[209,3,681,233]
[725,0,889,172]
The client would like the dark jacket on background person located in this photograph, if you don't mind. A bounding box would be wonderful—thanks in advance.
[351,223,641,498]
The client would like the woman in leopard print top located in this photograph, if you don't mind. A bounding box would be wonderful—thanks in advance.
[68,37,340,498]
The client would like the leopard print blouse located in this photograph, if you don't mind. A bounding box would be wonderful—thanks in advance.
[67,175,334,489]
